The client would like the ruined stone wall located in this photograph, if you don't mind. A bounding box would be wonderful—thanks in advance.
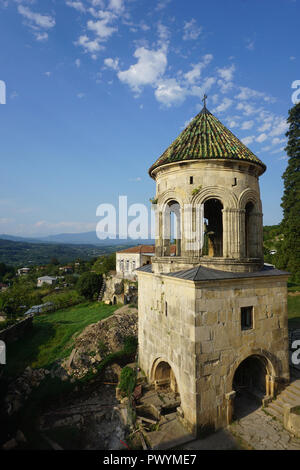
[102,274,138,305]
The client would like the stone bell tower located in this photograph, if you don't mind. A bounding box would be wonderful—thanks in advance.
[137,101,290,436]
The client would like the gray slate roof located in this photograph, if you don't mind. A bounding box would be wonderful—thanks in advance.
[137,264,288,281]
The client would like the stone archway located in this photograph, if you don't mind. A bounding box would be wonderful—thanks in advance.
[152,359,180,395]
[203,198,223,257]
[232,355,270,419]
[162,200,182,257]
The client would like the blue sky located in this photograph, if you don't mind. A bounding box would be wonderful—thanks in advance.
[0,0,299,236]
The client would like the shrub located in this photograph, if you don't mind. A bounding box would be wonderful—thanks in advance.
[119,366,136,396]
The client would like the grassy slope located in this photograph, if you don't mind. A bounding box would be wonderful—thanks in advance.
[4,302,119,378]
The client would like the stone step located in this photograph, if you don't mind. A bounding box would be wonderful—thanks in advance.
[290,381,300,392]
[282,387,300,401]
[266,403,283,419]
[279,392,300,407]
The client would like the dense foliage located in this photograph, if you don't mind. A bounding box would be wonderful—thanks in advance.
[92,253,116,275]
[76,272,103,300]
[118,366,136,396]
[276,103,300,282]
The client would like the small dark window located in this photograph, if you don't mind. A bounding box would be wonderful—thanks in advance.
[241,306,253,330]
[165,301,168,317]
[232,177,237,186]
[190,176,193,184]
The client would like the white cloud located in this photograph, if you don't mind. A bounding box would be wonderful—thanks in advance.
[272,137,286,145]
[241,120,254,130]
[18,5,55,30]
[66,1,86,13]
[184,54,213,84]
[246,40,255,51]
[183,19,202,41]
[236,102,258,116]
[270,146,285,154]
[87,18,117,40]
[213,97,233,113]
[35,32,49,41]
[256,133,268,143]
[269,117,288,137]
[108,0,124,13]
[217,64,235,82]
[242,136,255,145]
[155,0,171,11]
[235,86,276,103]
[75,35,104,55]
[77,92,85,98]
[290,56,296,61]
[117,47,167,93]
[75,58,81,68]
[258,120,272,132]
[104,57,119,70]
[155,78,186,107]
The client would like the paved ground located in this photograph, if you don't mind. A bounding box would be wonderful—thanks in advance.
[182,393,300,451]
[229,406,300,450]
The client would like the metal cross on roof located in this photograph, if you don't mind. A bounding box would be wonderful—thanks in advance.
[202,94,208,108]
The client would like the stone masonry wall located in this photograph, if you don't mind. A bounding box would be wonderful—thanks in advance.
[138,270,290,434]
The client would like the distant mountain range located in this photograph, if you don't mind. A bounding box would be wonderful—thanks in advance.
[0,233,155,246]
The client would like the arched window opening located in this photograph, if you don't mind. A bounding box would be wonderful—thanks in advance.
[163,200,181,257]
[232,355,267,419]
[203,199,223,257]
[245,202,256,258]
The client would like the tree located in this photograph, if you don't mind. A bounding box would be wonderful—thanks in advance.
[92,253,116,275]
[277,102,300,282]
[76,272,102,300]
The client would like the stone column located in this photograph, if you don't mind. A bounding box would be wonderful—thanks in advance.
[222,209,243,258]
[225,391,236,425]
[239,209,246,258]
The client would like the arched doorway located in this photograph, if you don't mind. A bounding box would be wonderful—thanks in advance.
[203,199,223,257]
[232,355,268,419]
[113,296,117,305]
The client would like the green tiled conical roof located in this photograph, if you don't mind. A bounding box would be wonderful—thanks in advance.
[149,107,266,177]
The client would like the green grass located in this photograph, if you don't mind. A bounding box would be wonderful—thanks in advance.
[288,295,300,325]
[4,301,119,378]
[288,281,300,293]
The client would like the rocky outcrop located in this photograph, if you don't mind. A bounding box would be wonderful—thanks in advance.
[4,366,50,415]
[62,305,138,379]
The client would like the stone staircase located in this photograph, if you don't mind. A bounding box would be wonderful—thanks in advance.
[98,279,106,301]
[266,377,300,421]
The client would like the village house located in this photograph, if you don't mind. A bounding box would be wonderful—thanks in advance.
[37,276,57,287]
[59,266,73,274]
[17,267,30,276]
[116,245,176,279]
